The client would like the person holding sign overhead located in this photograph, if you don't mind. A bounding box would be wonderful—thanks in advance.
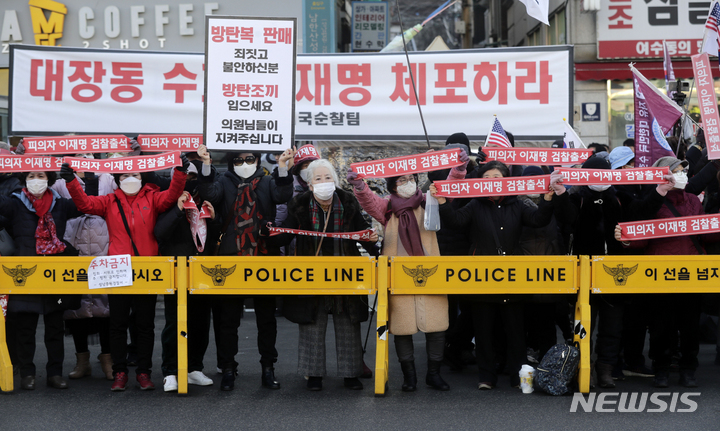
[348,149,469,393]
[60,154,190,391]
[0,169,84,390]
[196,144,294,391]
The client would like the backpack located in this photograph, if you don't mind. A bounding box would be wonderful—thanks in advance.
[534,343,580,395]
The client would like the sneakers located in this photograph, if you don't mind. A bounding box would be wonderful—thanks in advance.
[623,365,654,378]
[611,364,626,381]
[653,370,669,388]
[188,371,214,386]
[478,382,494,390]
[111,372,129,391]
[136,373,155,390]
[163,375,178,392]
[679,370,698,388]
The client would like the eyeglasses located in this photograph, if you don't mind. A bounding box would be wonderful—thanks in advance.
[233,156,256,166]
[396,176,414,186]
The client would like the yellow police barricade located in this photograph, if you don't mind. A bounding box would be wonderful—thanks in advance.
[0,256,177,393]
[376,255,590,396]
[184,256,376,395]
[589,254,720,392]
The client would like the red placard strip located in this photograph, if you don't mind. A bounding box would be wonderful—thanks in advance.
[619,214,720,241]
[0,156,64,172]
[64,152,180,173]
[268,227,374,241]
[137,135,203,152]
[554,167,669,185]
[484,147,593,166]
[22,135,130,155]
[434,175,551,198]
[350,149,462,179]
[691,53,720,160]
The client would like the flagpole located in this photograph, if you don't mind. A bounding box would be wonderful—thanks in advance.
[675,79,695,157]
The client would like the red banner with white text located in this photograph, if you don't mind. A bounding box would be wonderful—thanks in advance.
[22,135,130,155]
[268,227,374,241]
[434,176,551,198]
[554,167,669,185]
[64,152,180,173]
[137,135,203,152]
[351,149,462,179]
[484,147,593,165]
[0,156,64,172]
[620,214,720,241]
[691,53,720,160]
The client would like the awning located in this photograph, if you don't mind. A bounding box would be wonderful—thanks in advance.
[575,60,720,81]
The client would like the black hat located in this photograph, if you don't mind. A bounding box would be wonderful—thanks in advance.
[522,166,544,177]
[581,155,611,170]
[445,132,471,157]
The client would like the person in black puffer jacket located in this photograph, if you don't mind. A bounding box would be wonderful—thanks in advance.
[1,170,83,391]
[196,145,294,391]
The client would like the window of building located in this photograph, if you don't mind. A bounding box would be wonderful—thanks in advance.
[527,8,565,46]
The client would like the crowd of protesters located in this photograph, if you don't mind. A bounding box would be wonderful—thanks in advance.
[0,129,717,394]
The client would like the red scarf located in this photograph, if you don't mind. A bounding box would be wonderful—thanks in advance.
[388,189,426,256]
[23,189,66,255]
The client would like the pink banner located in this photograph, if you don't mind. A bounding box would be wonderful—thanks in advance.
[137,135,203,152]
[0,156,63,172]
[620,214,720,241]
[554,167,669,185]
[351,149,462,179]
[268,227,374,241]
[434,175,551,197]
[23,135,130,155]
[484,147,593,166]
[692,53,720,160]
[183,195,212,218]
[64,152,180,173]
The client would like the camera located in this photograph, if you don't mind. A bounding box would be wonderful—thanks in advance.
[668,80,690,93]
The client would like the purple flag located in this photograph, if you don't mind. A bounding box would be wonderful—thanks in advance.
[632,67,683,167]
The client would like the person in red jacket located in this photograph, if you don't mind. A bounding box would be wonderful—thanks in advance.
[60,155,189,391]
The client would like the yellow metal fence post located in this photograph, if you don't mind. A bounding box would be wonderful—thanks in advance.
[177,256,188,395]
[576,255,592,393]
[0,305,13,392]
[374,256,389,396]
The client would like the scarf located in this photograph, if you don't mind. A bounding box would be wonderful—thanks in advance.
[234,177,266,256]
[388,189,425,256]
[186,198,208,253]
[309,193,344,256]
[23,188,66,255]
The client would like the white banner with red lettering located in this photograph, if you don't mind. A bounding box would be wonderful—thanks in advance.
[434,176,551,198]
[137,135,202,152]
[268,227,374,241]
[692,53,720,160]
[0,156,64,172]
[10,45,572,140]
[23,135,130,155]
[619,214,720,241]
[484,147,592,165]
[554,167,669,185]
[64,152,180,173]
[351,149,462,179]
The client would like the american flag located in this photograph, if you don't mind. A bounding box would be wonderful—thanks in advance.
[703,0,720,69]
[485,117,512,148]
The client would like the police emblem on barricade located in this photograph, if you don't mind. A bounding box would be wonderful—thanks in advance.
[201,264,236,286]
[603,264,638,286]
[3,265,37,286]
[402,265,438,287]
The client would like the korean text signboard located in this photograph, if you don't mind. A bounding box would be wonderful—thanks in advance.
[597,0,706,59]
[692,53,720,160]
[10,45,571,140]
[303,0,336,53]
[204,16,296,152]
[351,2,388,52]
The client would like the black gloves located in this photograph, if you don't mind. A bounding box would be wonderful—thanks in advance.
[476,149,487,163]
[176,154,191,172]
[60,163,76,183]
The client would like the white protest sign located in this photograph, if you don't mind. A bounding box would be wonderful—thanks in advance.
[204,16,297,152]
[88,255,133,289]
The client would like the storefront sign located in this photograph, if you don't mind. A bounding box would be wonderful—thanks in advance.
[351,1,388,52]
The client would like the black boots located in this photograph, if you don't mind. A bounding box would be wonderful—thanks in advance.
[400,361,417,392]
[261,366,281,389]
[221,369,236,391]
[596,362,616,389]
[426,360,450,391]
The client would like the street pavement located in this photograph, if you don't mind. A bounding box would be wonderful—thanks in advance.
[3,303,720,431]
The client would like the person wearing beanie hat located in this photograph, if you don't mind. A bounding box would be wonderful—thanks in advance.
[616,155,709,388]
[609,147,635,170]
[195,144,294,391]
[567,154,674,389]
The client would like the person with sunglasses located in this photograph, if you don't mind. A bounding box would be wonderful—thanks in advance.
[196,145,295,391]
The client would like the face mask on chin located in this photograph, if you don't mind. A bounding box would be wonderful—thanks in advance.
[396,181,417,199]
[120,177,142,195]
[26,178,48,196]
[234,164,256,179]
[312,182,336,201]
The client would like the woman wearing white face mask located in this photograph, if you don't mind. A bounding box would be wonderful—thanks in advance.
[195,145,294,391]
[0,170,85,391]
[61,156,190,391]
[347,149,469,392]
[272,159,379,391]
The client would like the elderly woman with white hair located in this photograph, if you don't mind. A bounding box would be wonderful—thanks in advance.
[272,159,378,391]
